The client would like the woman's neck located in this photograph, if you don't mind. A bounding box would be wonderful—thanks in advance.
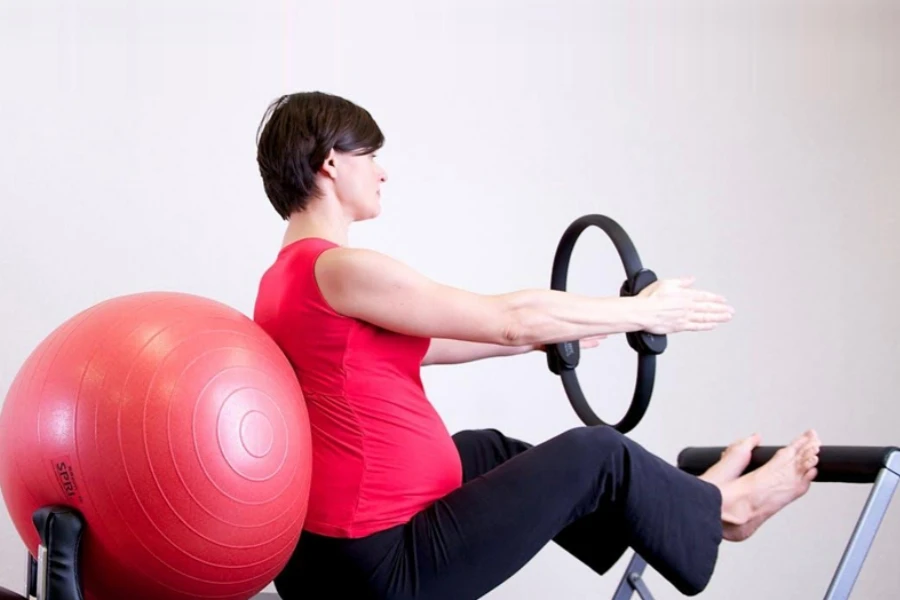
[281,197,351,247]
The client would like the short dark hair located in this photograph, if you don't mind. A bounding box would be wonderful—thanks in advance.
[255,91,385,219]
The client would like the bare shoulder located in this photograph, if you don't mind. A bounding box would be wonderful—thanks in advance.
[315,245,401,273]
[314,246,425,295]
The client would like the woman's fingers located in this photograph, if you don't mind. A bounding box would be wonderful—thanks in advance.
[579,334,609,349]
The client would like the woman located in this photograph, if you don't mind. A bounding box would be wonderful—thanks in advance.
[252,91,820,599]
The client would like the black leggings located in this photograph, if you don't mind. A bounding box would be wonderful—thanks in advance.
[273,426,724,599]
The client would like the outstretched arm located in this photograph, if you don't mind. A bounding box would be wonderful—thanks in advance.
[313,246,733,347]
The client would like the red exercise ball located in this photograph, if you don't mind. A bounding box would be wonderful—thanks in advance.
[0,292,312,600]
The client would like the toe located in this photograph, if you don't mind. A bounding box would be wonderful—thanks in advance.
[799,447,818,467]
[787,430,814,452]
[776,443,799,460]
[724,433,760,456]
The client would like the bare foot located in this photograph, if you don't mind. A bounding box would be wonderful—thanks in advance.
[718,429,820,542]
[699,433,762,486]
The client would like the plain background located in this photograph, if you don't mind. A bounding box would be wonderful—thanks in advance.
[1,1,898,598]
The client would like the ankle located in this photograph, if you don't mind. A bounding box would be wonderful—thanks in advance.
[718,480,753,526]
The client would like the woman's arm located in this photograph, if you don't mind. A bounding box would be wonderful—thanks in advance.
[421,338,536,366]
[421,335,608,366]
[313,247,733,347]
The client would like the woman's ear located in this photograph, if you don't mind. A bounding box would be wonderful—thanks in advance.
[320,149,338,179]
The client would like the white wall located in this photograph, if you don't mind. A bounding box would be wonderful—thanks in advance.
[2,0,898,598]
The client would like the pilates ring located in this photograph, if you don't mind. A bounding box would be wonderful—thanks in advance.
[545,214,666,433]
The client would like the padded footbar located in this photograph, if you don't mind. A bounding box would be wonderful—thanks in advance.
[678,446,900,483]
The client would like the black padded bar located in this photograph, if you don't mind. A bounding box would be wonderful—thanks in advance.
[32,506,85,600]
[677,446,900,484]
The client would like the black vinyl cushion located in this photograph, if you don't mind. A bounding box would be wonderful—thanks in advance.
[33,506,84,600]
[678,446,900,484]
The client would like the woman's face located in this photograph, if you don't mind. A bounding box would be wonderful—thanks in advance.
[332,150,388,221]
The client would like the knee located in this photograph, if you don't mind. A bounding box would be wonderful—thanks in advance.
[557,425,629,462]
[554,426,633,506]
[560,425,630,475]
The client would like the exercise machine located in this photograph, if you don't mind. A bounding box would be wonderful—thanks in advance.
[546,214,899,599]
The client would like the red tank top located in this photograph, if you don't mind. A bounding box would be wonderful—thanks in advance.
[252,238,463,538]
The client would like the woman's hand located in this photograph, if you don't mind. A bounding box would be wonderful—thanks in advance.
[576,334,608,349]
[636,276,734,335]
